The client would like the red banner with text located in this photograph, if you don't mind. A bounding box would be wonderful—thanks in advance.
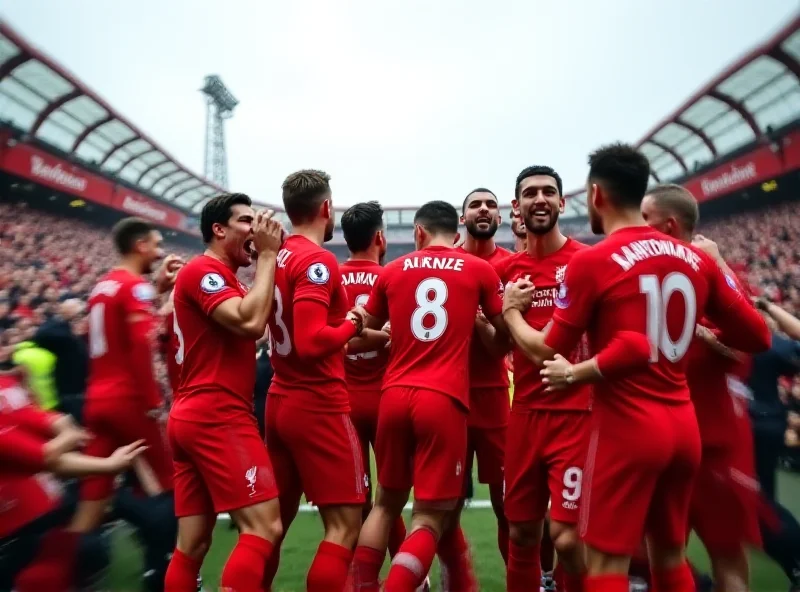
[109,187,187,231]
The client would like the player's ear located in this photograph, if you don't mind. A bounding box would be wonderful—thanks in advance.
[558,195,565,214]
[459,214,466,224]
[321,198,332,220]
[589,183,603,209]
[212,222,226,240]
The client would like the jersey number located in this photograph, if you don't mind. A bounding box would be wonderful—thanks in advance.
[173,312,186,365]
[88,303,107,358]
[411,278,448,342]
[270,286,291,356]
[639,273,697,363]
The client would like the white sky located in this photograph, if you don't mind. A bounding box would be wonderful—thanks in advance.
[2,0,796,210]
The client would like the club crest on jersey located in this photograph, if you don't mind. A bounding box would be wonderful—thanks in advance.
[555,265,567,283]
[307,262,330,285]
[554,283,570,309]
[200,273,226,294]
[132,282,156,302]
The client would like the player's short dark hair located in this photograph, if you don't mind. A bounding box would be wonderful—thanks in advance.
[341,201,384,253]
[515,165,563,198]
[588,143,651,208]
[281,169,331,225]
[414,200,459,235]
[462,188,497,214]
[646,184,700,233]
[112,217,156,255]
[200,193,252,243]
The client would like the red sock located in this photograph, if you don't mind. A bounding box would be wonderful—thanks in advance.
[540,527,555,572]
[651,561,695,592]
[307,540,353,592]
[497,520,510,565]
[165,548,202,592]
[260,539,282,592]
[507,541,540,592]
[584,574,629,592]
[352,545,385,592]
[388,515,408,558]
[219,533,274,592]
[437,525,476,591]
[564,570,586,592]
[385,527,438,592]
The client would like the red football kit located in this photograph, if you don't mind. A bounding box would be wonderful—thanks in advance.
[364,245,504,502]
[340,259,388,489]
[454,245,511,488]
[266,236,366,507]
[168,255,278,516]
[494,239,592,524]
[161,310,181,396]
[543,226,771,555]
[82,268,172,500]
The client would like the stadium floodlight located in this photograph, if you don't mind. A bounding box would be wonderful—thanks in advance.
[201,75,239,189]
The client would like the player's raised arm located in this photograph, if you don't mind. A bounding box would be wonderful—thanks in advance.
[210,210,284,338]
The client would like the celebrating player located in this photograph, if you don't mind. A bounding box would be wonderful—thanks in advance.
[70,218,180,534]
[495,166,590,592]
[264,170,366,592]
[502,144,771,592]
[454,188,511,565]
[641,184,762,592]
[165,193,284,592]
[351,200,506,592]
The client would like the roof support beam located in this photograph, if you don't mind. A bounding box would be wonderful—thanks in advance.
[646,139,688,173]
[0,53,30,81]
[146,167,183,190]
[187,188,215,207]
[30,89,81,134]
[69,115,113,153]
[99,135,141,167]
[707,89,761,138]
[674,119,718,159]
[160,174,194,196]
[135,157,170,185]
[113,148,158,175]
[172,180,205,201]
[768,46,800,83]
[651,171,661,184]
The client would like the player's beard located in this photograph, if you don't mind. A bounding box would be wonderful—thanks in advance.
[465,218,499,240]
[588,202,604,235]
[323,216,334,243]
[524,209,559,236]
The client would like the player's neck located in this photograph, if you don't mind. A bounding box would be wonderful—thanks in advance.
[204,245,238,271]
[603,209,648,235]
[291,223,326,247]
[117,257,145,277]
[526,229,567,258]
[462,234,497,258]
[348,250,380,264]
[423,237,455,249]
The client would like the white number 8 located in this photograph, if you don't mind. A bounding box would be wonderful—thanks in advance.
[270,286,292,357]
[639,272,697,363]
[562,466,583,502]
[411,278,448,342]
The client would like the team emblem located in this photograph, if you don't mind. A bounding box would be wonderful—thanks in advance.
[724,274,739,292]
[554,283,570,309]
[555,265,567,283]
[307,262,330,285]
[200,272,226,293]
[132,282,156,302]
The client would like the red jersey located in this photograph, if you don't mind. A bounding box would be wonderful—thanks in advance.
[455,245,512,390]
[86,268,161,409]
[364,245,504,409]
[545,226,771,414]
[268,235,350,412]
[170,255,255,424]
[161,311,181,396]
[495,239,592,412]
[340,259,388,392]
[0,375,61,537]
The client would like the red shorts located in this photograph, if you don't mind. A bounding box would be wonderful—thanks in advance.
[465,387,508,486]
[81,397,173,501]
[690,444,762,554]
[504,410,589,524]
[580,401,701,555]
[168,415,278,516]
[350,389,381,495]
[266,395,366,507]
[376,386,467,503]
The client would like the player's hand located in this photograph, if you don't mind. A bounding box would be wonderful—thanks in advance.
[540,354,574,391]
[107,440,148,473]
[753,296,770,311]
[61,426,92,450]
[350,305,369,325]
[346,310,364,336]
[503,277,534,313]
[786,428,799,448]
[252,210,284,256]
[788,411,800,430]
[155,254,185,293]
[691,234,722,262]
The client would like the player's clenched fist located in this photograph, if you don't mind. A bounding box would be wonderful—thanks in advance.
[155,254,185,293]
[253,209,284,256]
[503,276,534,313]
[692,234,722,262]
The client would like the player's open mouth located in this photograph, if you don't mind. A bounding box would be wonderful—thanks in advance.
[476,216,492,225]
[244,239,254,256]
[532,209,550,221]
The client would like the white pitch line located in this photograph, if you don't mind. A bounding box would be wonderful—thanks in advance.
[217,499,493,520]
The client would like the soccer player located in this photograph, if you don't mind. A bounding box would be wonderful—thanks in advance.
[641,184,761,592]
[165,193,284,592]
[70,217,181,534]
[493,166,589,592]
[339,201,409,554]
[264,170,366,592]
[454,188,511,565]
[351,200,506,592]
[502,143,771,592]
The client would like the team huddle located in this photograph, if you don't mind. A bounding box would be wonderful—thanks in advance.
[1,142,774,592]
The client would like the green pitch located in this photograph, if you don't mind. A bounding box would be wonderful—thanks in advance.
[108,471,800,591]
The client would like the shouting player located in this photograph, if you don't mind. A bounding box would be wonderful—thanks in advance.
[71,218,180,535]
[494,166,589,592]
[351,200,506,592]
[502,143,771,592]
[454,188,511,565]
[265,170,366,592]
[641,184,762,592]
[165,194,284,592]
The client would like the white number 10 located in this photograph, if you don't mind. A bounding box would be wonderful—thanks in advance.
[639,272,697,363]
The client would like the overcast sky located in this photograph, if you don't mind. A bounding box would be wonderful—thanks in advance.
[2,1,796,209]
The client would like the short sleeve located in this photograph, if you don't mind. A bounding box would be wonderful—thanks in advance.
[364,267,390,321]
[545,249,598,354]
[187,262,239,316]
[124,280,158,316]
[294,250,338,306]
[479,262,504,319]
[0,420,47,472]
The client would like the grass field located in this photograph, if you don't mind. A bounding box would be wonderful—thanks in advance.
[106,469,800,591]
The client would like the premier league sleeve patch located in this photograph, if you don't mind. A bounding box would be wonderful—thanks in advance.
[724,273,739,292]
[307,262,330,285]
[132,282,156,302]
[200,272,226,294]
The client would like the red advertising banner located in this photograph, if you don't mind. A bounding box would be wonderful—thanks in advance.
[110,187,187,231]
[0,141,114,205]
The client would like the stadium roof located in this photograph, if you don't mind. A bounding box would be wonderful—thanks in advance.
[565,13,800,216]
[0,20,228,215]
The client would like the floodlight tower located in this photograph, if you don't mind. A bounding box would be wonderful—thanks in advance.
[201,75,238,189]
